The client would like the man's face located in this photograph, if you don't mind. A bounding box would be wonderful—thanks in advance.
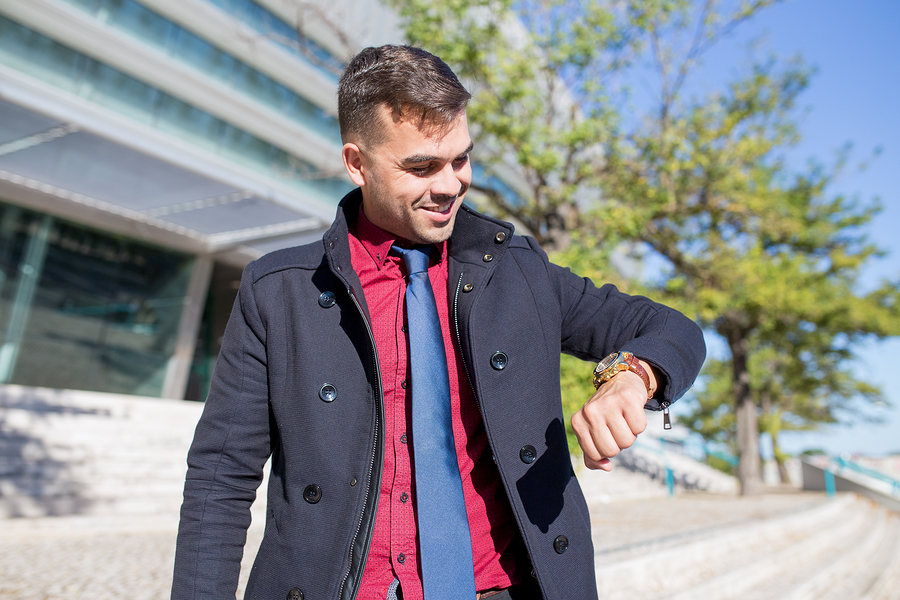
[350,106,473,245]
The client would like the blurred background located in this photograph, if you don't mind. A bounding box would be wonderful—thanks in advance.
[0,0,897,598]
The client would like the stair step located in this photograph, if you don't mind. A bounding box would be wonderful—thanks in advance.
[595,494,861,600]
[660,497,874,600]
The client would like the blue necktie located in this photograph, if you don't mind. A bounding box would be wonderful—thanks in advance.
[393,246,476,599]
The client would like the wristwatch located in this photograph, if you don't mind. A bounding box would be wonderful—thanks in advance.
[592,351,653,399]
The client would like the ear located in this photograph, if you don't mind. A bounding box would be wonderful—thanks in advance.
[342,143,367,187]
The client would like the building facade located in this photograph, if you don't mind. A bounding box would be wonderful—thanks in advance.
[0,0,403,400]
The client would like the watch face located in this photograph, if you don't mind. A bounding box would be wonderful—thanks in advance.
[596,352,620,372]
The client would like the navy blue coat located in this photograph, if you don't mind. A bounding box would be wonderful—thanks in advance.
[172,190,706,600]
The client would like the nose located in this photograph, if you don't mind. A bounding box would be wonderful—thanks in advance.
[432,162,467,199]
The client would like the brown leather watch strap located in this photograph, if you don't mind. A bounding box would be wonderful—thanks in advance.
[622,352,653,399]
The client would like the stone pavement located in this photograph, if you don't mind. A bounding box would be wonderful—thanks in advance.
[0,488,842,600]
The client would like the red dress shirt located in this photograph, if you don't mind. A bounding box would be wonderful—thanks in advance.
[349,210,527,599]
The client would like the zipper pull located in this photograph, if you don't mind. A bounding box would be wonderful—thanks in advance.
[663,406,671,430]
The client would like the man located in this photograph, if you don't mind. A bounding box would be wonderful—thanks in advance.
[172,45,705,600]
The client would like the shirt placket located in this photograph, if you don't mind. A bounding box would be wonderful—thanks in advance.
[391,263,420,596]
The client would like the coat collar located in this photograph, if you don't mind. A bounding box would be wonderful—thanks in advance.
[322,188,515,270]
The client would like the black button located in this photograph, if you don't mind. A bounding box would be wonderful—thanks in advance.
[400,433,407,444]
[462,283,474,292]
[303,484,322,504]
[520,445,537,464]
[553,535,569,554]
[319,383,337,402]
[495,232,506,243]
[401,380,408,389]
[490,351,509,370]
[400,492,409,503]
[398,553,406,564]
[318,291,336,308]
[402,325,407,332]
[287,588,303,600]
[483,254,493,262]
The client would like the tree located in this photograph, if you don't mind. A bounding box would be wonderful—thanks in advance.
[392,0,900,494]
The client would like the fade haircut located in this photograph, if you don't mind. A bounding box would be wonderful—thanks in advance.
[338,45,471,148]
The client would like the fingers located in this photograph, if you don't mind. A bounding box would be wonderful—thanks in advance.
[572,373,649,470]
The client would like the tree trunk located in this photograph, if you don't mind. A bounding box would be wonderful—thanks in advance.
[723,321,762,495]
[771,432,791,485]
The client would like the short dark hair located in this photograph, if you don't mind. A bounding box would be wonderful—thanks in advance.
[338,45,471,148]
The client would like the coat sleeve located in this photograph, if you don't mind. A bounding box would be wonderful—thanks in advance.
[533,238,706,408]
[172,262,272,599]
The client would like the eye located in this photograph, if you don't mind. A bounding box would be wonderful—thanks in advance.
[408,164,433,176]
[452,154,469,170]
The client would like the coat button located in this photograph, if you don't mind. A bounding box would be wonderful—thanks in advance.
[462,283,474,292]
[319,383,337,402]
[287,588,304,600]
[318,291,336,308]
[495,232,506,243]
[490,351,508,370]
[303,484,322,504]
[483,253,493,262]
[520,445,537,464]
[553,535,569,554]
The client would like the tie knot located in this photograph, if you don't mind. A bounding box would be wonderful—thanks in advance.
[392,245,432,276]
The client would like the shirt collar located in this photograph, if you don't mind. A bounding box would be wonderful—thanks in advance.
[354,206,446,268]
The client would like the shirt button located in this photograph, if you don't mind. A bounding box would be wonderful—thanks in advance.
[401,325,407,332]
[400,433,407,444]
[400,492,409,503]
[401,380,408,389]
[398,553,406,564]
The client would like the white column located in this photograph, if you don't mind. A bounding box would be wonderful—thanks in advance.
[161,255,213,400]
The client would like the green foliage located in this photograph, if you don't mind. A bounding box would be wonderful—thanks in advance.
[558,353,598,454]
[391,0,900,488]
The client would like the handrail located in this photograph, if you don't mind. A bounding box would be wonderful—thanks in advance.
[829,456,900,497]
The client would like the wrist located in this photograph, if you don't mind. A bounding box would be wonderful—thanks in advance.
[592,351,656,399]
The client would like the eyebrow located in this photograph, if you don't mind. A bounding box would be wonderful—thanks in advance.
[400,142,474,167]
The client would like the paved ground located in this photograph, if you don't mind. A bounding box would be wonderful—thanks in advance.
[0,490,830,599]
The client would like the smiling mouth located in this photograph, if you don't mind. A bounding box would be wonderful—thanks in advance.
[421,199,455,214]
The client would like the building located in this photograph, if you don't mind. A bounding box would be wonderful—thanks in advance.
[0,0,403,401]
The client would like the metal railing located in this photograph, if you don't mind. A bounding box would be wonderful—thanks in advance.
[824,456,900,498]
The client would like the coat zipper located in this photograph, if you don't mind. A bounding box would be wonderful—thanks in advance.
[452,273,476,397]
[337,288,384,600]
[660,400,672,430]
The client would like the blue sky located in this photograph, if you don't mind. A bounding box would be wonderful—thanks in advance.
[666,0,900,456]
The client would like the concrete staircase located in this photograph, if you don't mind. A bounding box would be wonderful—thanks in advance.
[591,492,900,600]
[0,384,202,518]
[3,384,899,599]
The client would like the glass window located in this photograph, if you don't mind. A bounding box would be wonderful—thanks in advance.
[171,30,237,84]
[234,64,286,112]
[0,17,82,92]
[218,124,276,172]
[80,62,161,125]
[156,96,224,151]
[0,202,193,397]
[97,0,175,49]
